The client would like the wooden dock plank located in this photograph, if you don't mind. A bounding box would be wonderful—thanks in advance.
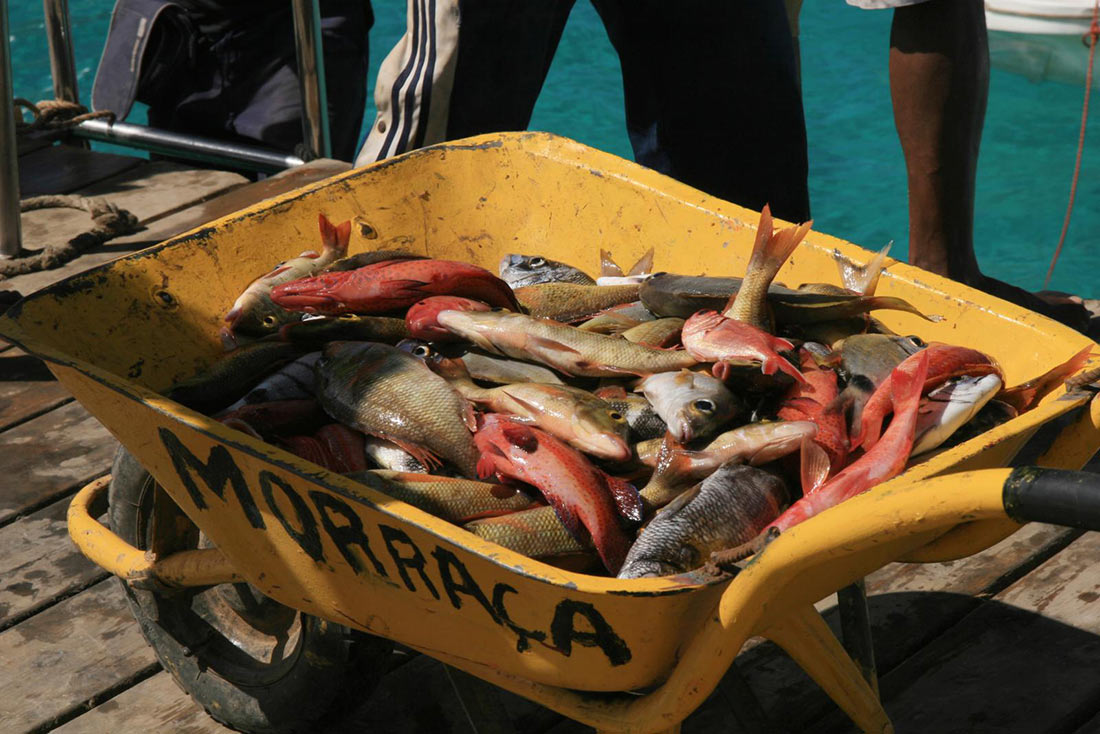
[734,523,1077,733]
[0,495,107,630]
[835,532,1100,734]
[18,144,143,199]
[0,401,117,525]
[0,580,159,734]
[51,672,233,734]
[0,348,72,432]
[12,161,248,297]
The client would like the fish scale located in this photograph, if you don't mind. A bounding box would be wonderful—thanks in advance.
[315,342,480,477]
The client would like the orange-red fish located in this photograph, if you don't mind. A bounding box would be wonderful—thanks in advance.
[853,344,1002,451]
[272,259,519,314]
[406,295,492,341]
[764,349,929,534]
[682,310,806,384]
[474,414,642,573]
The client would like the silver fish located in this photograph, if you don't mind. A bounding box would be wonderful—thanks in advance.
[364,436,429,473]
[911,374,1002,456]
[617,464,788,579]
[637,369,739,443]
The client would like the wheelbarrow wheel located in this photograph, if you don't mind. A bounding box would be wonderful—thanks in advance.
[108,447,393,733]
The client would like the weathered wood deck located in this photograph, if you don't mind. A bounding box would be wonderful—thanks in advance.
[2,143,1100,734]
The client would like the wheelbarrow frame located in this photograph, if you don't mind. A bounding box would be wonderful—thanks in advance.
[4,132,1099,733]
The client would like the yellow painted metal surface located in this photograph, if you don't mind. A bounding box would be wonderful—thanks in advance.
[3,133,1098,731]
[68,476,244,587]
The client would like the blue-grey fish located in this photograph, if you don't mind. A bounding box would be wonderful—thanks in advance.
[617,463,788,579]
[498,254,595,288]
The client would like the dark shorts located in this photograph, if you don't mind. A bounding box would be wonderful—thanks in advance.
[359,0,810,223]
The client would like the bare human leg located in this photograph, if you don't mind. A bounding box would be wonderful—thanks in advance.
[889,0,1090,332]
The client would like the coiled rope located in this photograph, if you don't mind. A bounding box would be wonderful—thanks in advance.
[1042,0,1100,289]
[5,99,141,279]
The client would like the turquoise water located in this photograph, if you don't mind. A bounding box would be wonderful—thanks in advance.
[8,1,1098,297]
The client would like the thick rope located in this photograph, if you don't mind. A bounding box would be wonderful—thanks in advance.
[1042,0,1100,289]
[14,98,114,139]
[0,195,141,279]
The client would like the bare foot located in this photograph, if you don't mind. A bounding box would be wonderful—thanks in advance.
[975,277,1091,333]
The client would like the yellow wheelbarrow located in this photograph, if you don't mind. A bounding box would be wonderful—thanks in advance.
[3,132,1099,733]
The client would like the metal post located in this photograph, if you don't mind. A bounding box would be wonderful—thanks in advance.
[0,0,23,259]
[43,0,79,103]
[290,0,331,161]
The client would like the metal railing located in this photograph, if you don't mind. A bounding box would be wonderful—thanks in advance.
[1,0,332,259]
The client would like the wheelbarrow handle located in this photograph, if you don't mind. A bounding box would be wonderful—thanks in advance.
[1004,466,1100,531]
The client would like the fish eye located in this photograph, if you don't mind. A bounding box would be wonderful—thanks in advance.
[693,399,715,413]
[609,411,624,422]
[906,335,926,348]
[531,257,546,268]
[413,345,431,357]
[262,315,278,326]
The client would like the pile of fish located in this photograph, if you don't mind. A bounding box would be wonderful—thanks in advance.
[169,210,1091,580]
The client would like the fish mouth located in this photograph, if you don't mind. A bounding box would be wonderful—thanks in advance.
[591,435,632,462]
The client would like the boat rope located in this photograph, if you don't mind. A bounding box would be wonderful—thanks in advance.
[1042,0,1100,289]
[14,98,115,138]
[6,100,141,279]
[0,195,141,280]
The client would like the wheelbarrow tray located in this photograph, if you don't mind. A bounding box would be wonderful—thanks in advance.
[2,133,1097,728]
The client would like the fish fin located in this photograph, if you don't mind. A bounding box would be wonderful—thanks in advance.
[657,484,701,518]
[387,437,443,472]
[800,438,832,495]
[764,354,809,385]
[476,455,498,480]
[221,417,264,440]
[604,473,643,523]
[1000,344,1093,412]
[594,385,630,399]
[461,401,478,432]
[528,335,581,355]
[386,279,432,299]
[770,335,797,353]
[627,247,655,276]
[489,482,522,499]
[861,296,938,322]
[318,213,336,251]
[600,249,624,278]
[549,501,585,543]
[655,431,686,474]
[782,396,824,417]
[501,423,539,452]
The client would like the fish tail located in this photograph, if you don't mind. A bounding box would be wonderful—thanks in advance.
[600,249,624,278]
[318,213,352,258]
[723,207,812,321]
[854,242,892,296]
[627,247,655,276]
[1000,344,1094,412]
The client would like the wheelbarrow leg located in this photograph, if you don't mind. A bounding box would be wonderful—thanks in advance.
[837,579,878,695]
[763,605,893,734]
[444,665,515,734]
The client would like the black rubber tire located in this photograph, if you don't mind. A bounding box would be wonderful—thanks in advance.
[108,446,393,734]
